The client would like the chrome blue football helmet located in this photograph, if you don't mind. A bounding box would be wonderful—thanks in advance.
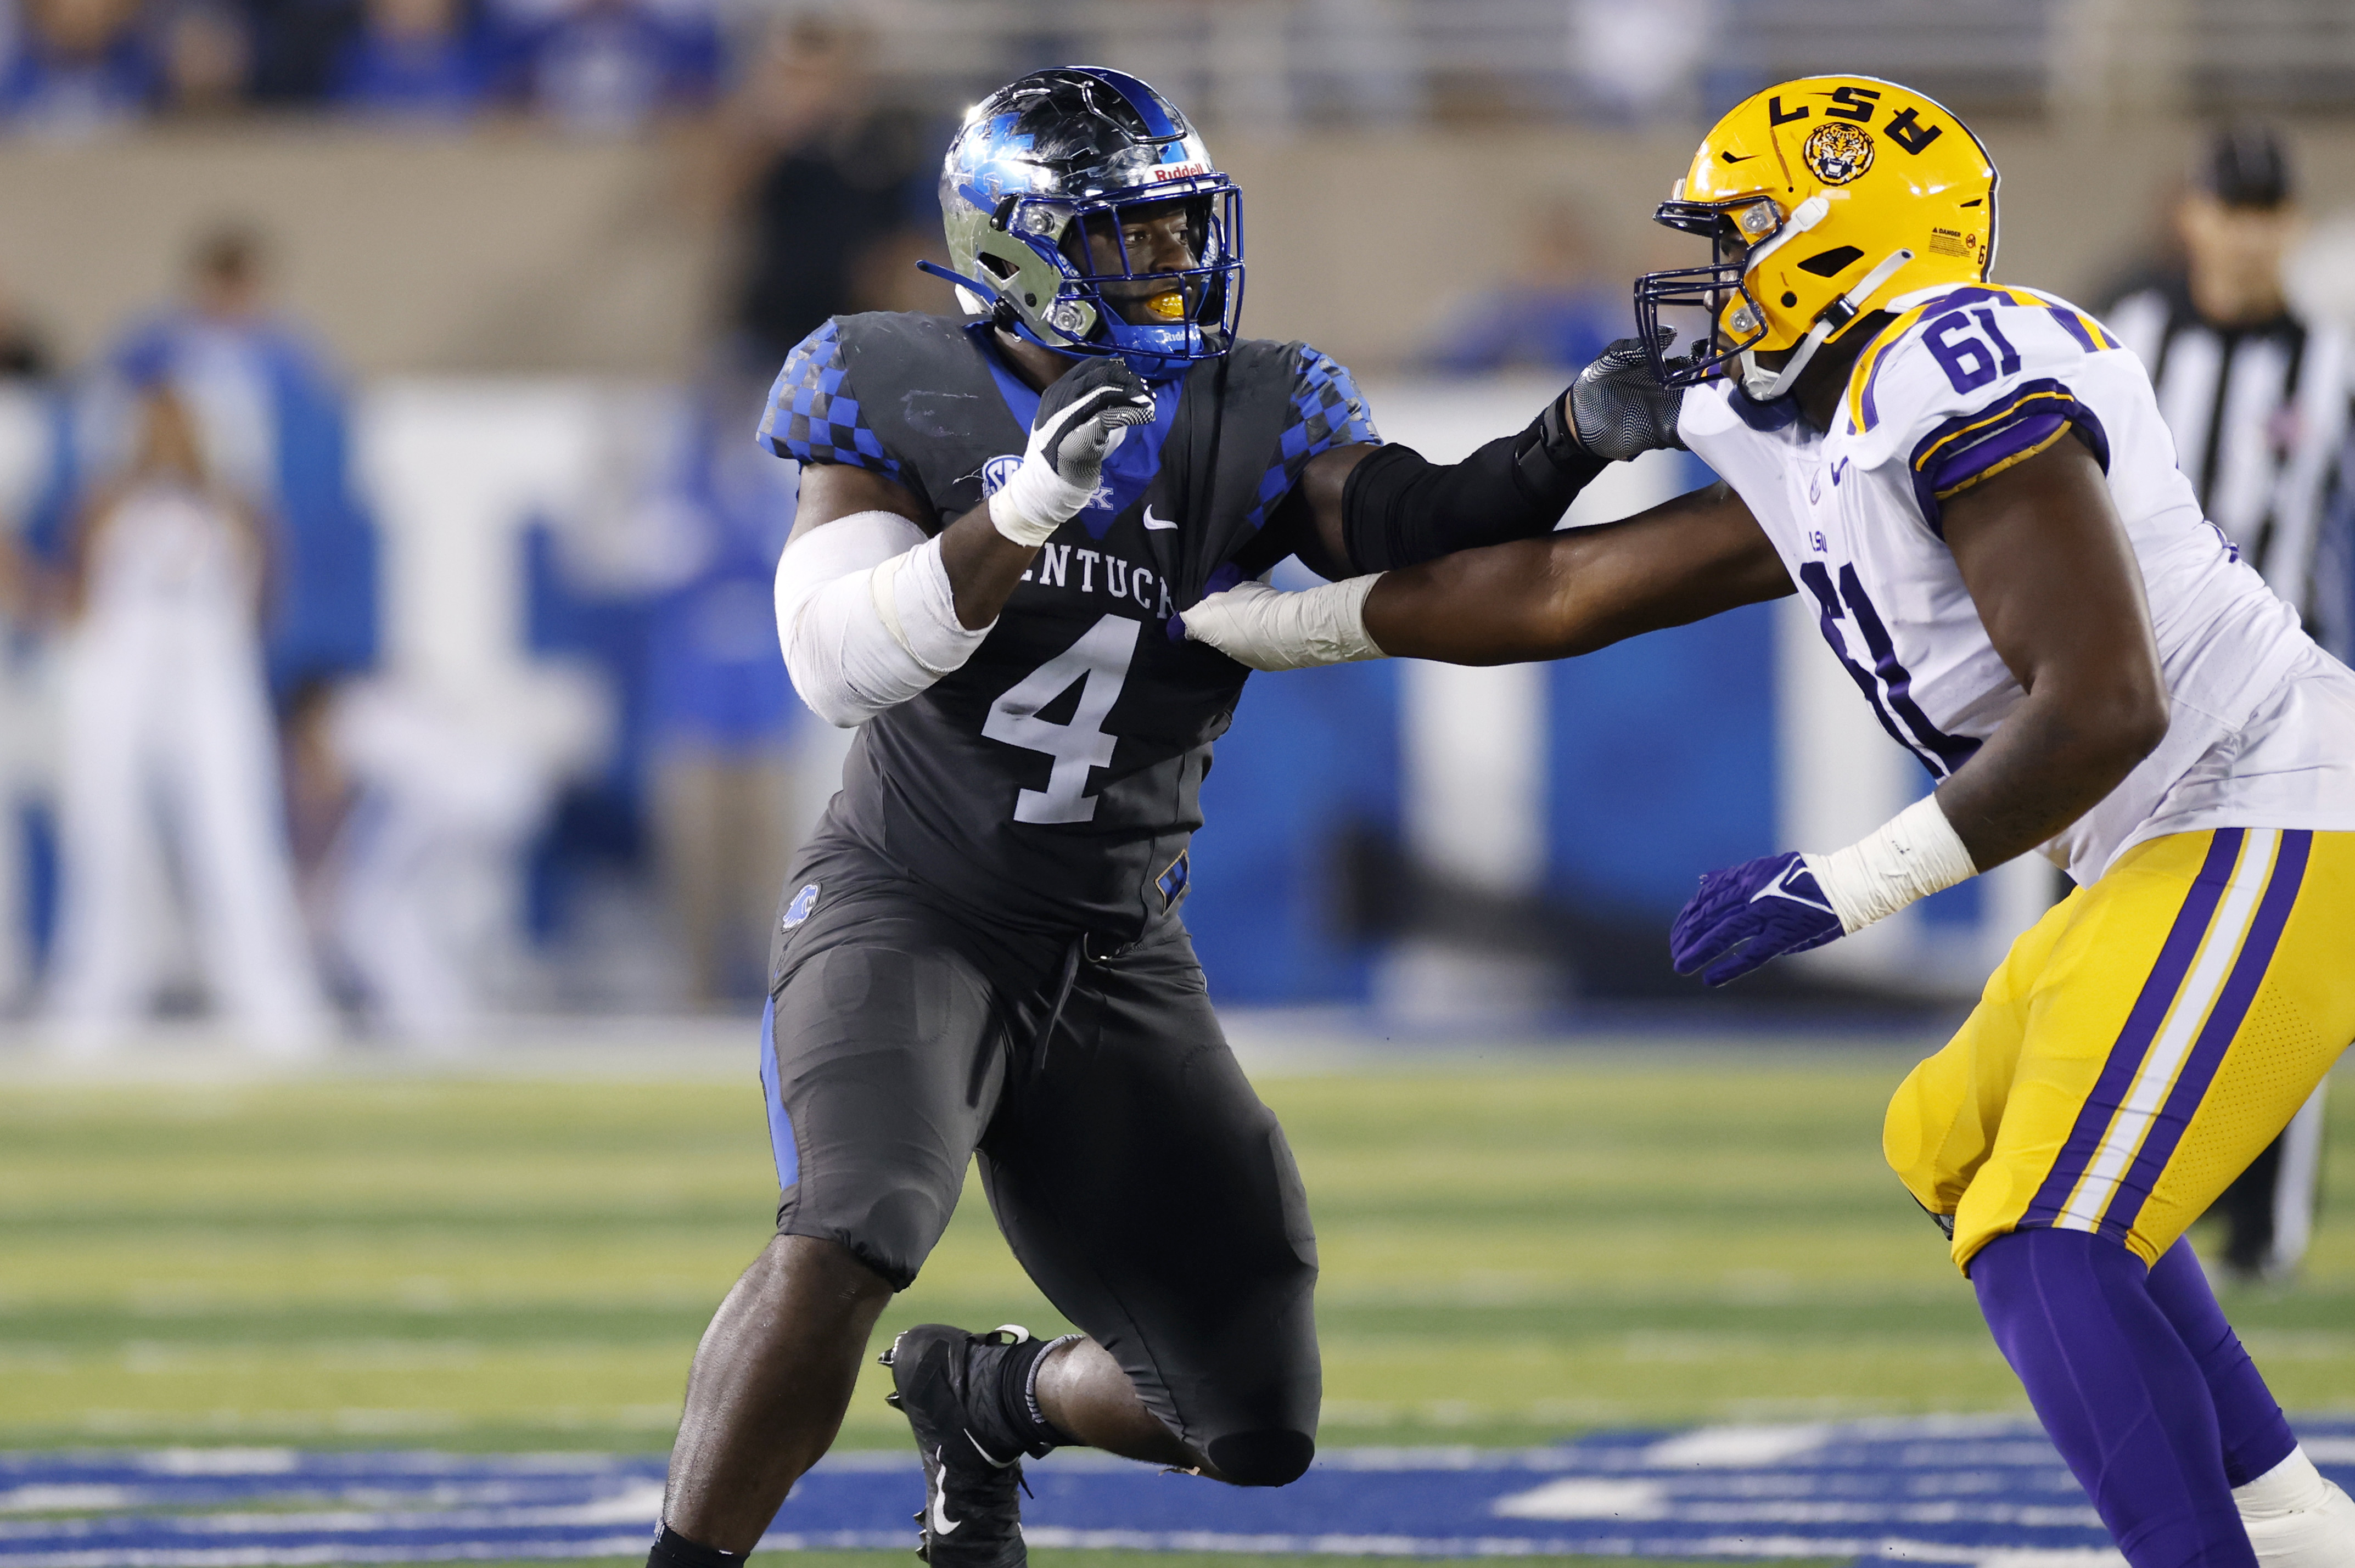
[922,67,1243,381]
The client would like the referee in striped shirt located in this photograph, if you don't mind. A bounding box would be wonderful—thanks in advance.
[2107,123,2350,1284]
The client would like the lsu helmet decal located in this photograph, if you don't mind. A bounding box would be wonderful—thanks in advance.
[1635,76,1997,402]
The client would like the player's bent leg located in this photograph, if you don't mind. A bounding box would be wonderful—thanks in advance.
[657,874,1015,1563]
[659,1235,896,1558]
[1972,1228,2256,1568]
[1885,885,2081,1228]
[979,925,1320,1488]
[2145,1242,2355,1568]
[1935,830,2355,1568]
[2145,1241,2296,1486]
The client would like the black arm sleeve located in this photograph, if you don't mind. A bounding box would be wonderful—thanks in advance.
[1339,396,1608,574]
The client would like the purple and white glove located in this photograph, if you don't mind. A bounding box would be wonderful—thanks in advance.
[1668,851,1845,987]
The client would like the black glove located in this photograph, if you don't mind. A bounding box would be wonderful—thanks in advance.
[991,357,1157,545]
[1031,358,1156,494]
[1567,331,1686,461]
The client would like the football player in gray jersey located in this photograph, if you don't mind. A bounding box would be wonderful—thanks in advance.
[644,67,1670,1568]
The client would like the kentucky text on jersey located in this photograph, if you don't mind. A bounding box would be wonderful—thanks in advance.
[1016,542,1180,619]
[758,310,1376,941]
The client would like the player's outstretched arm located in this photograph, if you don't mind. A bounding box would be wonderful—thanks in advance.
[1288,335,1689,578]
[1668,434,2168,987]
[1182,479,1788,671]
[1927,435,2171,869]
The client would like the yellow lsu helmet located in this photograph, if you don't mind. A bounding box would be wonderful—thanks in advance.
[1634,75,1997,401]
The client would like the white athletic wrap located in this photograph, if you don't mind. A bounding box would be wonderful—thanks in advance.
[986,387,1137,547]
[1802,794,1979,935]
[1180,575,1385,672]
[988,458,1100,548]
[2235,1447,2355,1568]
[773,510,991,728]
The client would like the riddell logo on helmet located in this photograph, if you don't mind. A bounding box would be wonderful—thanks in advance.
[1151,161,1211,181]
[1803,122,1875,185]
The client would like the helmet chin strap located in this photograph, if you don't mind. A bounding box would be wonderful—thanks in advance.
[1739,247,1917,402]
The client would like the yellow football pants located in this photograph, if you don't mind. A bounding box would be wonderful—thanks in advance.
[1886,828,2355,1273]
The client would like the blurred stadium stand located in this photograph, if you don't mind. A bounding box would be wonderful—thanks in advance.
[0,0,2352,1042]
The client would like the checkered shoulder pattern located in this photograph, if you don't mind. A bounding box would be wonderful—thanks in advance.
[1240,345,1381,531]
[756,319,904,480]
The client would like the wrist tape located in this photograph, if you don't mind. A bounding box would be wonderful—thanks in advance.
[1804,794,1978,934]
[989,459,1095,548]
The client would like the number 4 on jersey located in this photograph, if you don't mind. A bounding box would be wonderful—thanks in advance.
[983,614,1142,824]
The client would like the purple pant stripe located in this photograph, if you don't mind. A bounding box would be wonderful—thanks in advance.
[2100,830,2313,1241]
[2020,829,2247,1230]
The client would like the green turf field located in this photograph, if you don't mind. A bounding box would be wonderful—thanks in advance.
[7,1049,2353,1461]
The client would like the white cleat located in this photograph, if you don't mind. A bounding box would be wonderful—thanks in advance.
[2239,1449,2355,1568]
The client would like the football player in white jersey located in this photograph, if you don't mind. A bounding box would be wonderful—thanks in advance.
[1182,76,2355,1568]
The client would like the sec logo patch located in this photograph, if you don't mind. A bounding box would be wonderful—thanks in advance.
[980,454,1022,496]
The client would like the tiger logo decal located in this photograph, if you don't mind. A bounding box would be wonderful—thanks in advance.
[1803,121,1875,185]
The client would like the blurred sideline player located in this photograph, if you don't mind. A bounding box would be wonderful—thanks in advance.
[1187,76,2355,1568]
[46,383,328,1054]
[645,66,1661,1568]
[2105,123,2351,1285]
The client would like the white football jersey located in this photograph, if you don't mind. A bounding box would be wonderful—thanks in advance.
[1679,281,2355,885]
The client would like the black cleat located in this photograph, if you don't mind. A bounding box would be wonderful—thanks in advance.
[879,1324,1035,1568]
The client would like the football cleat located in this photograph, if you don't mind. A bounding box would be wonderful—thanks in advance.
[2240,1462,2355,1568]
[880,1324,1037,1568]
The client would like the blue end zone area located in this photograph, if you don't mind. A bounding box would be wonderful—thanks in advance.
[10,1419,2355,1565]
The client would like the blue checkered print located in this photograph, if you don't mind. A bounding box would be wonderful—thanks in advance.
[1241,346,1380,531]
[756,319,903,480]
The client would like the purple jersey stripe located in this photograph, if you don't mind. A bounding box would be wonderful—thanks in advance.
[2048,307,2099,353]
[2020,829,2247,1230]
[2098,831,2313,1241]
[1906,380,2110,535]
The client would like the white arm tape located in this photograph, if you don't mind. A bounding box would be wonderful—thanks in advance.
[1803,794,1980,934]
[774,510,991,728]
[1181,575,1386,671]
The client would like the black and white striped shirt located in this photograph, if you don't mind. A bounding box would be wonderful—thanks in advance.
[2105,282,2351,656]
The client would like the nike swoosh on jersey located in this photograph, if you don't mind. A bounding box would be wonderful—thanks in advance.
[928,1451,961,1535]
[1142,505,1178,531]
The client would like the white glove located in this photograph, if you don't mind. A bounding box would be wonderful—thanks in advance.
[990,358,1156,547]
[1181,575,1386,671]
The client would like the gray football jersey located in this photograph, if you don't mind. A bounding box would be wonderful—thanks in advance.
[759,312,1378,944]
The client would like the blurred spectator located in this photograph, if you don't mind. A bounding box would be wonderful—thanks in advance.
[2105,123,2351,1287]
[0,277,55,379]
[285,675,551,1043]
[158,1,250,115]
[492,0,717,136]
[105,223,379,701]
[636,372,800,1004]
[722,14,936,367]
[244,0,364,104]
[44,384,330,1056]
[0,0,155,137]
[330,0,487,119]
[1422,196,1625,375]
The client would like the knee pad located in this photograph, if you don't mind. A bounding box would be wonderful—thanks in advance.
[1206,1429,1315,1487]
